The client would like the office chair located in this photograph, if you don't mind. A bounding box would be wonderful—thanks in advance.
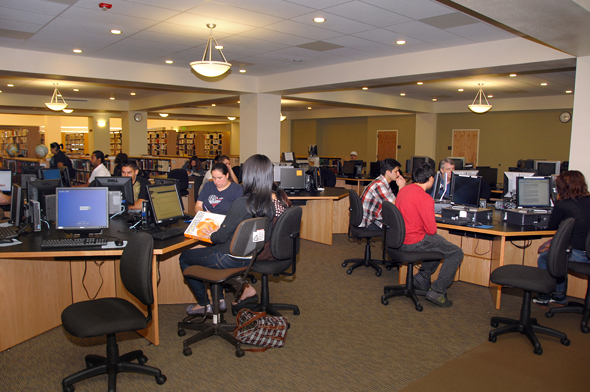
[178,217,270,358]
[192,175,204,203]
[319,167,336,187]
[489,218,575,354]
[61,233,166,392]
[545,231,590,333]
[232,165,242,183]
[342,189,384,276]
[238,206,303,316]
[167,169,189,210]
[380,201,444,311]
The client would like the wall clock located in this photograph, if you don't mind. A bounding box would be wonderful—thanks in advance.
[559,111,571,123]
[134,113,143,122]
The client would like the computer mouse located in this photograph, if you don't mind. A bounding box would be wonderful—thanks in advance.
[114,240,124,246]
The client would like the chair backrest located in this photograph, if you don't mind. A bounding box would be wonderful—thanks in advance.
[348,189,364,227]
[232,165,242,183]
[547,217,575,279]
[192,176,205,202]
[270,206,303,260]
[320,168,336,187]
[168,169,189,191]
[119,232,154,306]
[230,217,271,258]
[381,200,405,249]
[586,230,590,255]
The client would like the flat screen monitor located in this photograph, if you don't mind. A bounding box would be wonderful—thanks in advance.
[282,152,295,162]
[410,156,428,173]
[342,161,356,176]
[59,166,71,187]
[39,168,62,186]
[153,178,177,186]
[93,176,134,206]
[21,165,42,176]
[428,171,442,199]
[147,183,184,226]
[27,179,61,218]
[535,160,561,177]
[503,171,535,198]
[476,166,498,189]
[20,173,37,190]
[56,187,109,237]
[279,167,306,190]
[369,161,381,178]
[9,183,24,228]
[0,169,12,191]
[516,176,552,208]
[451,175,482,207]
[448,157,465,170]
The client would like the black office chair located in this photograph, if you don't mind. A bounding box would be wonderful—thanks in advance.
[178,217,270,358]
[342,189,384,276]
[319,167,336,187]
[60,233,166,392]
[168,169,189,210]
[191,175,204,203]
[239,206,303,316]
[489,218,575,354]
[380,201,444,311]
[232,165,242,183]
[546,231,590,333]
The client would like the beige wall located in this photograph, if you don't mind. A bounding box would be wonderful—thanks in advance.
[291,119,317,157]
[317,117,367,159]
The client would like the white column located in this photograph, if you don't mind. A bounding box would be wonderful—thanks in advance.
[415,113,437,158]
[88,115,111,156]
[121,111,147,156]
[44,116,62,149]
[239,94,281,163]
[569,56,590,179]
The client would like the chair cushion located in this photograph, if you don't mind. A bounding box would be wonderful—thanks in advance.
[569,261,590,276]
[387,248,444,264]
[490,264,555,293]
[61,298,147,338]
[252,258,293,275]
[350,225,382,239]
[183,265,247,283]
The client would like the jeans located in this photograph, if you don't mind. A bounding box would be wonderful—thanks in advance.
[399,234,464,294]
[179,247,251,305]
[537,249,590,296]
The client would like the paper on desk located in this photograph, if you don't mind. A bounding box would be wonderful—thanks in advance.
[0,239,22,247]
[101,241,128,249]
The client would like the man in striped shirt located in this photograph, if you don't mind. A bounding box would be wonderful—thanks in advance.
[359,158,406,229]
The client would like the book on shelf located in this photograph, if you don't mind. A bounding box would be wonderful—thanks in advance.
[184,211,226,243]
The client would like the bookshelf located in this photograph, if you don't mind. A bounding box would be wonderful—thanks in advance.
[64,133,87,154]
[147,130,177,156]
[0,127,42,158]
[110,131,122,156]
[71,156,113,184]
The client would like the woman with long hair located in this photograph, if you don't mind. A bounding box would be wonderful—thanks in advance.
[179,154,275,315]
[183,155,204,176]
[533,170,590,305]
[49,142,75,178]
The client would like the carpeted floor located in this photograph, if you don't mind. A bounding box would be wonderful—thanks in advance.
[1,234,587,391]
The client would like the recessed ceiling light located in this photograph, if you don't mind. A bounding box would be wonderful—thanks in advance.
[165,60,173,64]
[417,82,423,85]
[396,40,406,45]
[73,49,82,53]
[362,87,368,90]
[211,103,216,106]
[307,107,312,110]
[111,29,121,35]
[237,100,240,103]
[541,82,548,86]
[487,95,493,98]
[228,116,236,120]
[458,88,464,92]
[159,113,169,117]
[0,91,2,93]
[432,98,437,102]
[565,90,573,94]
[130,92,136,96]
[73,88,79,92]
[313,17,325,23]
[214,45,224,50]
[510,73,517,77]
[7,84,13,87]
[239,69,246,73]
[110,97,115,100]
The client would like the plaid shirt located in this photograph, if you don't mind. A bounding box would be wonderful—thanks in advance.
[359,175,396,228]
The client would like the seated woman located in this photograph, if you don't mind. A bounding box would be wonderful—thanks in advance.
[113,153,128,177]
[195,162,243,216]
[533,170,590,305]
[182,155,204,177]
[179,154,276,315]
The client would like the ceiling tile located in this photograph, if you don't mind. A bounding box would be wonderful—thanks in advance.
[263,19,342,40]
[289,12,374,34]
[214,0,314,18]
[361,0,455,19]
[419,12,480,29]
[240,28,311,46]
[324,1,412,27]
[186,2,282,27]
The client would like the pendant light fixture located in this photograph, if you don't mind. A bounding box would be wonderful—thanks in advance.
[190,24,231,78]
[45,83,68,111]
[468,83,492,113]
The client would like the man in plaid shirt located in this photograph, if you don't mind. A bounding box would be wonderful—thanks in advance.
[360,158,406,229]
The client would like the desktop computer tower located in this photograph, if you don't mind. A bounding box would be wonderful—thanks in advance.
[441,206,493,222]
[30,200,41,232]
[502,209,551,228]
[108,191,122,214]
[44,194,56,222]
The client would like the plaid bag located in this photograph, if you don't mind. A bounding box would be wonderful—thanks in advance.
[233,309,287,352]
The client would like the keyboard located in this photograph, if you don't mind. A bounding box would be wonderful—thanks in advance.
[150,227,186,241]
[0,226,19,239]
[40,237,108,249]
[435,216,470,226]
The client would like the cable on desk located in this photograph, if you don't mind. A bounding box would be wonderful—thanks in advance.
[510,239,532,249]
[82,260,105,300]
[474,239,491,256]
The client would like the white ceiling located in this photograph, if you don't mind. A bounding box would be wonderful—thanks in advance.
[0,0,586,119]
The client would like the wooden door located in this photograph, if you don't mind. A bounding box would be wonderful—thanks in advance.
[377,130,397,161]
[452,129,479,166]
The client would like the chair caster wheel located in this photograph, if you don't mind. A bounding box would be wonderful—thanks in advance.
[582,325,590,334]
[489,335,497,343]
[341,262,347,267]
[561,338,570,346]
[545,311,554,318]
[386,266,392,270]
[375,270,382,277]
[138,355,148,365]
[346,269,353,275]
[183,348,192,356]
[416,304,423,312]
[63,385,75,392]
[156,375,167,385]
[491,321,499,328]
[85,361,94,369]
[236,349,245,358]
[534,347,543,355]
[381,297,389,306]
[293,309,300,316]
[178,329,186,337]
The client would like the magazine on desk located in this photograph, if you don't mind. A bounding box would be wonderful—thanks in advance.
[184,211,225,243]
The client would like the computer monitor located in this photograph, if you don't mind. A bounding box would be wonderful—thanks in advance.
[282,152,295,162]
[9,183,24,228]
[153,178,177,186]
[516,177,552,208]
[451,175,482,207]
[535,161,561,177]
[20,173,37,191]
[503,171,535,198]
[59,166,71,187]
[21,165,42,176]
[453,170,479,177]
[369,161,381,178]
[0,169,12,192]
[409,156,434,174]
[279,167,307,191]
[448,157,466,170]
[39,168,62,186]
[27,179,61,219]
[428,171,442,199]
[342,161,356,176]
[56,187,109,237]
[476,166,498,189]
[147,183,184,227]
[93,176,135,206]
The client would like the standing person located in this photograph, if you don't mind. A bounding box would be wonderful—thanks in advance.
[395,162,464,308]
[533,170,590,305]
[81,150,110,186]
[179,154,276,315]
[49,142,75,179]
[195,162,243,216]
[182,156,204,176]
[199,155,239,194]
[120,159,150,210]
[359,158,406,229]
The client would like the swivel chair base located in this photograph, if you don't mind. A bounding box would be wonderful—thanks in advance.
[381,261,426,311]
[546,300,590,333]
[489,291,570,355]
[342,238,382,276]
[62,334,166,392]
[237,274,300,316]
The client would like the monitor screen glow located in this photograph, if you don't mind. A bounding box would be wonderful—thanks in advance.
[0,170,12,192]
[56,187,109,231]
[516,177,552,208]
[147,183,184,225]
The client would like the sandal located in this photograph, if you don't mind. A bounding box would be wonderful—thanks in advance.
[231,294,259,311]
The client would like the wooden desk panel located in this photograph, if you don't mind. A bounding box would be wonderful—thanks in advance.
[70,259,117,302]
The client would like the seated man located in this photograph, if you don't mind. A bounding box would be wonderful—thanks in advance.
[395,162,464,308]
[121,159,150,210]
[80,150,111,187]
[359,158,406,229]
[433,158,455,199]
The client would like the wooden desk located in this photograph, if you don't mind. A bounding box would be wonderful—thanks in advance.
[0,218,200,352]
[335,176,374,195]
[288,187,349,245]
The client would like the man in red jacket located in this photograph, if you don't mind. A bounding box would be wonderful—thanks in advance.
[395,162,464,308]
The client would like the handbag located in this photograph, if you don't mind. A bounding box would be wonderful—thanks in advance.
[233,309,288,352]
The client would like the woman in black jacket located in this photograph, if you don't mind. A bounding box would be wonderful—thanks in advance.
[179,154,275,315]
[49,142,75,179]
